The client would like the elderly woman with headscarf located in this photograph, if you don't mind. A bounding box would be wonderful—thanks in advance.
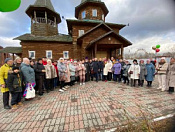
[128,59,140,87]
[77,60,86,85]
[156,57,168,91]
[57,58,67,92]
[107,59,113,81]
[44,59,57,92]
[139,60,147,87]
[64,60,71,89]
[167,57,175,94]
[123,60,131,85]
[69,59,76,86]
[145,59,155,87]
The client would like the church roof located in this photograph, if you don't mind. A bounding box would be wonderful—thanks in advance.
[14,34,72,43]
[66,19,126,34]
[86,31,132,49]
[26,0,61,23]
[34,0,55,11]
[0,47,22,54]
[81,0,101,3]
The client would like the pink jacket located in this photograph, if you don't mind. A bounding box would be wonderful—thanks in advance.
[77,64,86,76]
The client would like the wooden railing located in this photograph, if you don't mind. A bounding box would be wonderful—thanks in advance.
[33,17,56,27]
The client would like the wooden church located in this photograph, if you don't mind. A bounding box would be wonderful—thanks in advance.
[14,0,132,60]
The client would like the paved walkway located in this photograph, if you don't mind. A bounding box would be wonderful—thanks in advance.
[0,81,175,132]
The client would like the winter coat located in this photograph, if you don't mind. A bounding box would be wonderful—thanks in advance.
[167,63,175,88]
[69,63,76,76]
[92,61,99,73]
[0,64,12,93]
[112,62,121,75]
[34,63,45,80]
[20,63,35,84]
[7,72,22,93]
[77,64,86,76]
[98,61,104,72]
[53,64,59,77]
[139,64,147,80]
[157,63,168,74]
[123,64,131,77]
[103,63,111,76]
[65,65,71,83]
[57,62,67,81]
[108,61,113,73]
[145,63,155,81]
[128,64,140,79]
[44,64,57,79]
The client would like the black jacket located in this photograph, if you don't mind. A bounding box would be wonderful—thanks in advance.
[92,61,99,73]
[34,63,45,79]
[98,61,104,71]
[7,72,23,93]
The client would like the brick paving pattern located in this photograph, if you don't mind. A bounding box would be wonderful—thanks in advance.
[0,80,175,132]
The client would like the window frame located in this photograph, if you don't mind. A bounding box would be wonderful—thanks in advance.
[82,11,86,19]
[79,30,85,37]
[92,9,97,17]
[46,50,52,59]
[63,51,69,59]
[29,51,35,59]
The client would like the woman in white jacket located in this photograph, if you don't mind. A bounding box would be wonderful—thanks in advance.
[128,59,140,87]
[103,60,109,82]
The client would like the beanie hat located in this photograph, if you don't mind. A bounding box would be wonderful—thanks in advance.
[37,58,42,62]
[12,66,19,71]
[133,59,137,63]
[47,59,51,63]
[5,58,12,63]
[161,57,166,60]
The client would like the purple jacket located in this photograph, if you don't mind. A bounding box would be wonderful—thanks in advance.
[113,63,121,75]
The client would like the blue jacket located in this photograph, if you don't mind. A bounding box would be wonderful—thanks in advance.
[146,63,155,81]
[21,63,35,84]
[69,63,76,76]
[113,62,121,75]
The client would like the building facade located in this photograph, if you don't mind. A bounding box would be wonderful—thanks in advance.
[14,0,132,60]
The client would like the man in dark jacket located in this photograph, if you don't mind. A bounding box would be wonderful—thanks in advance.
[92,58,99,82]
[84,59,90,82]
[34,58,45,96]
[7,67,23,109]
[98,58,104,81]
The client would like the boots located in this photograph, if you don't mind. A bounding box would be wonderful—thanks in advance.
[169,87,174,94]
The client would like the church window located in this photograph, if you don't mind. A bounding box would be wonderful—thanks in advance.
[82,11,86,19]
[79,30,84,37]
[92,9,97,17]
[29,51,35,59]
[46,50,52,59]
[63,51,69,59]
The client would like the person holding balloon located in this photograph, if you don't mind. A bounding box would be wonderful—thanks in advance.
[156,57,168,92]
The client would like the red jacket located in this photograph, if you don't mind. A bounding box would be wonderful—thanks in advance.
[53,64,59,77]
[42,60,47,65]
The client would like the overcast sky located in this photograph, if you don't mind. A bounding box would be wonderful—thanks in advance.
[0,0,175,54]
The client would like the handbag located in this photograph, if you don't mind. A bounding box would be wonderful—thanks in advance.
[129,71,133,74]
[25,84,35,99]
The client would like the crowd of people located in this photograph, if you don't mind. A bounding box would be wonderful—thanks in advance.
[0,56,175,110]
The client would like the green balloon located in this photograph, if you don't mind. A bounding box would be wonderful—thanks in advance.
[156,45,160,48]
[0,0,21,12]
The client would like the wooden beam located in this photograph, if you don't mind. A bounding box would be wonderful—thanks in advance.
[45,11,48,23]
[34,11,37,22]
[94,44,97,58]
[121,44,124,59]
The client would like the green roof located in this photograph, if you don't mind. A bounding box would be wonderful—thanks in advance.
[14,34,72,43]
[0,47,22,54]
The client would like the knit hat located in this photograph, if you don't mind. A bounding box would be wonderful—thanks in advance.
[12,66,19,71]
[59,58,64,60]
[161,57,166,60]
[47,59,51,63]
[70,59,74,62]
[15,57,21,62]
[5,58,12,63]
[133,59,137,63]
